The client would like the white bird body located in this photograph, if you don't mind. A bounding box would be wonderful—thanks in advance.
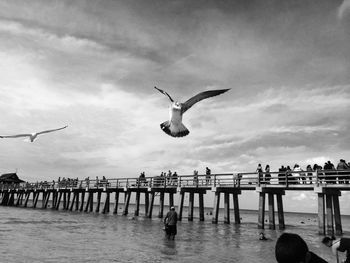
[165,102,188,137]
[154,87,229,137]
[0,125,68,142]
[169,103,182,123]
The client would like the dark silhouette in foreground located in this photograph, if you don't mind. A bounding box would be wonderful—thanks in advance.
[275,233,327,263]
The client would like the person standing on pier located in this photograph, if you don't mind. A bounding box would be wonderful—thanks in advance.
[193,170,199,186]
[322,236,350,263]
[164,206,178,240]
[265,165,271,184]
[256,164,263,184]
[172,172,178,186]
[167,170,172,185]
[337,159,349,184]
[293,164,303,184]
[306,165,313,184]
[205,167,211,185]
[278,166,286,185]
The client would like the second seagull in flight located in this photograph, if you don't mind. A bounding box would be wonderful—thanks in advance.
[0,125,68,142]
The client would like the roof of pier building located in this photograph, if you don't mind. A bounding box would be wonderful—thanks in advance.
[0,173,25,184]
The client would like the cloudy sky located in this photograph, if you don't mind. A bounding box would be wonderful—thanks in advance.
[0,0,350,212]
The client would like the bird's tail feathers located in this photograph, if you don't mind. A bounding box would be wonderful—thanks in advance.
[160,121,189,137]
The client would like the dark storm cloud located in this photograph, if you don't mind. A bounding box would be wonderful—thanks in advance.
[2,0,348,97]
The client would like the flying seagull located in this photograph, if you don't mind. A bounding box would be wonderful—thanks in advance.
[0,125,68,142]
[154,86,229,137]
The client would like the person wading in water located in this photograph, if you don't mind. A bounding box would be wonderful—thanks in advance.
[164,206,178,240]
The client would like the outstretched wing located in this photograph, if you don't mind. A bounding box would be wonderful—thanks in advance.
[0,134,31,138]
[37,125,68,135]
[181,89,230,113]
[154,86,174,102]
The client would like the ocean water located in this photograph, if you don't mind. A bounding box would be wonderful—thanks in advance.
[0,205,349,263]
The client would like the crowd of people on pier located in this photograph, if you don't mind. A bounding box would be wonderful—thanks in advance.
[83,176,109,187]
[24,177,80,189]
[152,170,179,186]
[256,158,350,185]
[25,176,112,189]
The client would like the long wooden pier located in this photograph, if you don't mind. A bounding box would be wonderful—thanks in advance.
[1,170,349,236]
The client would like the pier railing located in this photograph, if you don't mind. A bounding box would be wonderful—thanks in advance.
[1,169,349,191]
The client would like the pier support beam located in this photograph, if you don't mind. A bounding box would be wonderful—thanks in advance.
[212,188,241,224]
[145,189,177,219]
[96,191,102,213]
[23,192,30,207]
[133,190,148,216]
[79,191,85,212]
[268,193,275,230]
[42,192,47,209]
[257,192,265,229]
[233,194,240,224]
[318,193,325,235]
[147,192,155,218]
[113,191,120,214]
[158,192,165,218]
[1,192,9,206]
[102,191,110,214]
[134,191,140,216]
[55,192,63,210]
[122,191,131,216]
[144,192,149,216]
[63,192,67,210]
[7,191,15,206]
[65,192,71,210]
[84,191,94,212]
[15,192,24,207]
[276,194,285,230]
[51,191,58,209]
[177,191,185,221]
[256,187,285,230]
[325,195,334,235]
[188,192,194,221]
[1,192,10,206]
[33,191,39,208]
[75,191,80,211]
[199,193,205,221]
[69,191,77,211]
[315,188,342,236]
[333,195,342,235]
[175,188,207,222]
[224,193,230,224]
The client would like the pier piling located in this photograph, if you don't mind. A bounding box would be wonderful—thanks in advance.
[257,188,285,230]
[212,188,241,224]
[315,188,342,236]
